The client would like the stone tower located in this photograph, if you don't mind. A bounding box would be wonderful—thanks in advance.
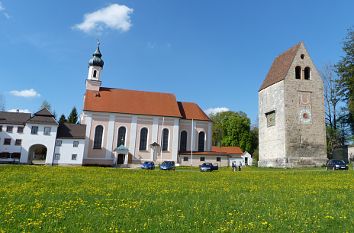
[258,42,327,167]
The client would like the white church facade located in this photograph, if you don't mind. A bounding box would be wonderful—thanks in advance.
[80,45,214,166]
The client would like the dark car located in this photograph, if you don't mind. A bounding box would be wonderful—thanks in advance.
[326,159,348,170]
[200,163,219,172]
[160,161,176,170]
[141,161,155,170]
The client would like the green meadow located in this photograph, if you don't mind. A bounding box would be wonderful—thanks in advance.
[0,165,353,232]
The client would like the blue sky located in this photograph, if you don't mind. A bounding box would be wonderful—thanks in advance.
[0,0,353,124]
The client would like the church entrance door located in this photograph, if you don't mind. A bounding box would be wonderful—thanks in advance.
[117,154,125,165]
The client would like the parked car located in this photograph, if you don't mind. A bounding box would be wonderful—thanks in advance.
[160,161,176,170]
[326,159,348,170]
[141,161,155,170]
[200,163,218,172]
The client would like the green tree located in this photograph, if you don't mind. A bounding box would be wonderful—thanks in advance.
[67,107,78,124]
[59,114,67,124]
[322,64,348,156]
[210,111,257,153]
[336,27,354,135]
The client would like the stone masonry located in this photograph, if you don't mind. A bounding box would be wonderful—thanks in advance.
[258,42,327,167]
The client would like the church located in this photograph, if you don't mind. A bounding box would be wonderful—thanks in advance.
[258,42,327,167]
[80,45,215,166]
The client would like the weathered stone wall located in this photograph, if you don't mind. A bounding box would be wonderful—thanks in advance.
[258,81,286,167]
[283,44,327,166]
[258,43,327,167]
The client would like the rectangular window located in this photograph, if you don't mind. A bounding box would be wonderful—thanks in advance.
[200,157,205,162]
[17,126,24,133]
[266,111,276,127]
[72,154,77,160]
[216,157,221,162]
[73,141,79,147]
[54,154,60,160]
[4,138,11,145]
[31,126,38,135]
[6,126,13,133]
[44,127,51,135]
[0,125,2,132]
[183,156,188,161]
[15,139,22,146]
[56,140,62,146]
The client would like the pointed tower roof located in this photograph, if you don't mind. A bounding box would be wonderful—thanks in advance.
[88,42,104,68]
[27,108,58,125]
[259,42,302,91]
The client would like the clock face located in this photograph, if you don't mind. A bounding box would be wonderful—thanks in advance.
[299,109,312,124]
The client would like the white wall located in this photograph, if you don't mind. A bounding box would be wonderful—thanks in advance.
[0,124,25,161]
[258,81,286,167]
[54,139,85,165]
[0,124,25,153]
[20,123,58,165]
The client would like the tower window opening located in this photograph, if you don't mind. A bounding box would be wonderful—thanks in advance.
[300,54,305,59]
[93,70,97,78]
[304,67,311,80]
[295,66,301,79]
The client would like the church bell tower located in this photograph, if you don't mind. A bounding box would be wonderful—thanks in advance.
[86,42,104,91]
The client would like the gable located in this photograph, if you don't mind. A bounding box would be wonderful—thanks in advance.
[259,42,301,91]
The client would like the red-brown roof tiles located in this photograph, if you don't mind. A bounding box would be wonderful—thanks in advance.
[84,88,182,117]
[259,42,302,91]
[212,146,243,154]
[84,88,209,121]
[178,102,211,121]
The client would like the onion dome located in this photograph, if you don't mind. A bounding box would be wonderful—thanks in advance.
[88,44,104,68]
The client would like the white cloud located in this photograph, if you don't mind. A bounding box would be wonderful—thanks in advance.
[204,107,230,115]
[74,4,133,33]
[10,89,40,98]
[0,1,9,19]
[8,109,31,113]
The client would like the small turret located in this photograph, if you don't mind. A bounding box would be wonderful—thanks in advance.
[86,42,104,91]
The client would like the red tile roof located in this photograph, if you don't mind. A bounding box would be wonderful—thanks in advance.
[84,87,210,121]
[212,146,243,154]
[259,42,302,91]
[178,102,211,121]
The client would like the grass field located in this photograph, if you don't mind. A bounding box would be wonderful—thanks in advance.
[0,165,353,232]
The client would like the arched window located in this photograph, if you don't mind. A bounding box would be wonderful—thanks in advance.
[180,131,187,152]
[93,125,103,149]
[304,67,311,80]
[295,66,301,79]
[139,128,148,151]
[93,70,97,78]
[117,126,126,147]
[198,132,205,152]
[162,128,169,151]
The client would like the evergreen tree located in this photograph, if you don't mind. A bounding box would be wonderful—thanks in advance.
[67,107,78,124]
[59,114,67,124]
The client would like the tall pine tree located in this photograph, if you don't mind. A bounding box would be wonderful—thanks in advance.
[67,107,78,124]
[59,114,67,124]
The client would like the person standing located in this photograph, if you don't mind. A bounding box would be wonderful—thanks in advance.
[232,161,236,172]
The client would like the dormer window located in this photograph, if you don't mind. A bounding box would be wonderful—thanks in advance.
[304,67,311,80]
[295,66,301,79]
[93,70,97,78]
